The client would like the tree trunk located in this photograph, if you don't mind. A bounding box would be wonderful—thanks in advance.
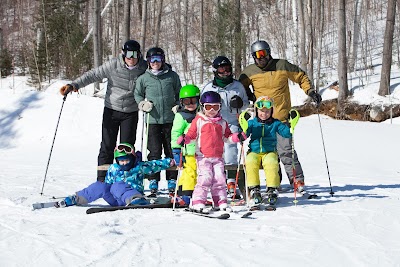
[378,0,397,96]
[234,0,242,78]
[305,0,314,83]
[337,0,349,114]
[199,0,204,84]
[182,0,188,81]
[112,0,119,57]
[297,0,307,71]
[140,0,147,53]
[93,0,101,94]
[349,0,362,72]
[154,0,163,46]
[122,0,131,43]
[315,0,324,92]
[292,0,299,64]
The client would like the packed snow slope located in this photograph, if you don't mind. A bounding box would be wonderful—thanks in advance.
[0,76,400,267]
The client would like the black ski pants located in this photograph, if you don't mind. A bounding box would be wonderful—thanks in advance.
[97,107,138,181]
[146,123,177,181]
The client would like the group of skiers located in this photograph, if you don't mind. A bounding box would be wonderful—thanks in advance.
[58,39,322,211]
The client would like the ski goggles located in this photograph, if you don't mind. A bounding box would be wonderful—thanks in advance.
[216,65,232,75]
[149,55,163,63]
[255,99,273,109]
[115,144,134,154]
[125,50,138,59]
[181,97,198,105]
[203,103,221,111]
[253,49,269,59]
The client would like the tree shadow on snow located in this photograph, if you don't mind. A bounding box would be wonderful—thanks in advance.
[0,91,41,149]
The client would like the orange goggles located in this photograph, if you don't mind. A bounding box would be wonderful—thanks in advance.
[253,49,268,59]
[203,104,221,111]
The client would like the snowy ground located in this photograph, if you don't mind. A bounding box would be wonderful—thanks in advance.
[1,74,400,266]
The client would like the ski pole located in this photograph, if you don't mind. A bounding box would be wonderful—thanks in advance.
[317,110,334,196]
[231,143,243,202]
[289,109,300,204]
[40,94,68,195]
[142,112,150,161]
[172,149,183,211]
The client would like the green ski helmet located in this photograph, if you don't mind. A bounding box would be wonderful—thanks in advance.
[114,142,134,159]
[179,84,200,99]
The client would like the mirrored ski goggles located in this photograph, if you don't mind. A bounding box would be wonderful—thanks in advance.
[149,55,163,63]
[253,49,269,59]
[255,100,273,109]
[203,103,221,111]
[115,144,134,154]
[125,50,138,59]
[181,97,198,105]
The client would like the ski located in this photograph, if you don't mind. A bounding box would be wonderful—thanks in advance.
[239,211,253,218]
[184,208,230,219]
[86,203,182,214]
[250,204,276,211]
[250,193,278,211]
[299,191,318,199]
[32,201,59,210]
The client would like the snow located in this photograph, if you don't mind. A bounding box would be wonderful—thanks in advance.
[1,73,400,267]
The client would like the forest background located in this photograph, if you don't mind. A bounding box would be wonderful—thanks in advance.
[0,0,399,118]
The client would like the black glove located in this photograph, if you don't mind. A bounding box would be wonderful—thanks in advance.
[308,91,322,106]
[230,95,244,109]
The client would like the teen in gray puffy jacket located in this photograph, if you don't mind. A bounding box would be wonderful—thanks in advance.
[59,40,147,182]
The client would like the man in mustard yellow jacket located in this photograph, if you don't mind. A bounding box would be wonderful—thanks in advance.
[239,40,322,194]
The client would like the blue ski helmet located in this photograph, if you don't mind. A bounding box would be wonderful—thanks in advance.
[200,91,221,104]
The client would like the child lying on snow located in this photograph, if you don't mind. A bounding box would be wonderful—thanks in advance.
[59,143,176,207]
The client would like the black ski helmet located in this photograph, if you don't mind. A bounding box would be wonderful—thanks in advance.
[146,47,165,59]
[212,56,232,69]
[122,40,141,60]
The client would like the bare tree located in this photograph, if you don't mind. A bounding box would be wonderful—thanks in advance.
[378,0,397,96]
[199,0,204,84]
[234,0,242,78]
[140,0,147,53]
[349,0,362,72]
[297,0,307,71]
[337,0,349,112]
[315,0,324,92]
[122,0,131,43]
[305,0,314,83]
[154,0,163,46]
[112,0,120,57]
[182,0,189,81]
[93,0,101,94]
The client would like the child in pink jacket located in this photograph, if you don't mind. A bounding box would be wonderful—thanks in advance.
[177,91,246,212]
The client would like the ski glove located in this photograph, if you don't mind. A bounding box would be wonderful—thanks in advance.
[59,84,77,96]
[172,148,185,166]
[239,110,252,132]
[138,100,153,112]
[308,90,322,106]
[288,109,300,134]
[232,132,247,143]
[230,95,244,109]
[171,105,180,114]
[176,134,191,146]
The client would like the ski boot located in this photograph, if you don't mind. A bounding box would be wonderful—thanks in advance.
[249,186,262,204]
[56,195,77,208]
[148,180,158,197]
[130,197,149,206]
[293,180,305,194]
[265,187,279,205]
[227,179,241,200]
[167,179,177,196]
